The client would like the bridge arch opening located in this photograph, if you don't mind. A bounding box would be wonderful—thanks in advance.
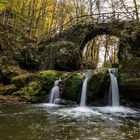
[83,35,119,68]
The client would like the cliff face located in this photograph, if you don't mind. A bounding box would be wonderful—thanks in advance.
[0,23,36,68]
[118,22,140,107]
[0,23,21,66]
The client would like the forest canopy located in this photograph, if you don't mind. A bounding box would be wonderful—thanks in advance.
[0,0,139,39]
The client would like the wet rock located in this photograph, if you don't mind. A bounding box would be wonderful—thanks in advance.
[63,72,84,103]
[17,81,43,103]
[38,41,81,71]
[119,73,140,107]
[87,68,109,106]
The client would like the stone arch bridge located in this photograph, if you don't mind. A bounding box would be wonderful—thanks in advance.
[39,18,140,72]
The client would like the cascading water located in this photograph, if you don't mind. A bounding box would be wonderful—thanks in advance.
[109,68,120,106]
[80,70,93,107]
[49,80,60,104]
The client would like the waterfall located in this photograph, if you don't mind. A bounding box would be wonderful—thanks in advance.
[109,68,120,106]
[49,80,60,104]
[80,70,93,107]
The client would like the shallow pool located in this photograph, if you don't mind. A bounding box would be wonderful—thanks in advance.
[0,103,140,140]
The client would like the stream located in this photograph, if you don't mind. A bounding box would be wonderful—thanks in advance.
[0,103,139,140]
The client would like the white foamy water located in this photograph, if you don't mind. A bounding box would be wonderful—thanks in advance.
[109,68,120,106]
[1,103,139,140]
[92,106,138,114]
[80,70,93,107]
[57,107,101,118]
[49,80,60,104]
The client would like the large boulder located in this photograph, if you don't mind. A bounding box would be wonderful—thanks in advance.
[63,72,84,102]
[38,41,81,71]
[87,69,108,106]
[18,41,81,71]
[119,72,140,107]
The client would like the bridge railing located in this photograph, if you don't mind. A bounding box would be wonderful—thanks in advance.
[91,11,139,23]
[40,11,140,41]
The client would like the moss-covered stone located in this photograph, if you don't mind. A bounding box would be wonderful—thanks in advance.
[11,73,34,88]
[0,84,17,95]
[17,81,43,102]
[63,72,84,102]
[38,70,63,92]
[18,45,40,70]
[37,41,81,70]
[13,70,71,102]
[87,68,108,105]
[118,22,140,72]
[119,72,140,106]
[15,41,81,71]
[0,66,27,84]
[0,22,34,67]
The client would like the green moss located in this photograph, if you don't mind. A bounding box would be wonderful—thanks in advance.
[119,73,140,87]
[38,41,81,70]
[0,84,17,95]
[5,66,27,75]
[119,73,129,82]
[118,22,140,73]
[18,81,43,102]
[0,66,27,84]
[64,72,84,102]
[11,73,34,88]
[38,70,62,92]
[85,68,108,105]
[88,69,107,96]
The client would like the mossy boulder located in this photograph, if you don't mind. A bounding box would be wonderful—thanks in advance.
[18,45,40,70]
[11,73,34,88]
[38,41,81,70]
[63,72,84,102]
[119,72,140,107]
[15,70,63,102]
[0,84,17,95]
[17,81,43,102]
[0,66,27,84]
[39,70,63,92]
[1,70,64,103]
[87,68,108,105]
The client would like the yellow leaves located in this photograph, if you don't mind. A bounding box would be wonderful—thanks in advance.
[0,3,6,10]
[0,0,90,38]
[65,3,74,14]
[47,0,57,5]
